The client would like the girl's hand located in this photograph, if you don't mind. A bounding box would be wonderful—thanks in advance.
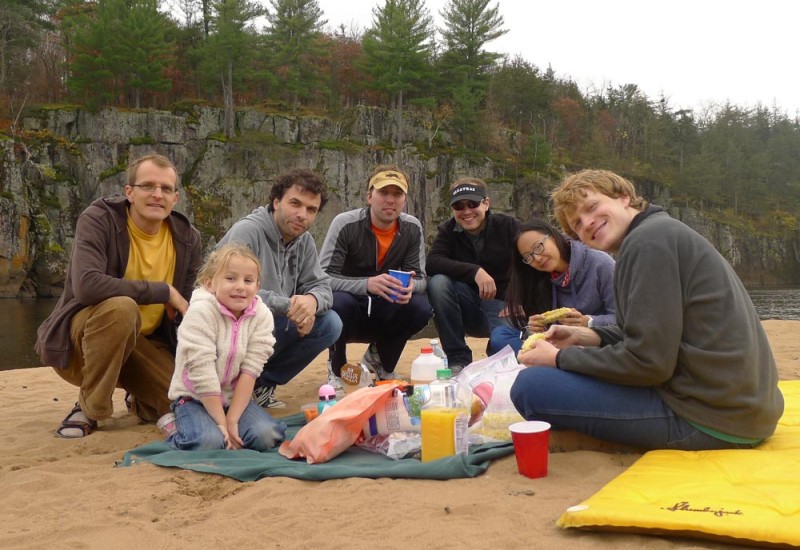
[556,308,584,326]
[226,418,244,450]
[217,424,233,449]
[527,314,547,333]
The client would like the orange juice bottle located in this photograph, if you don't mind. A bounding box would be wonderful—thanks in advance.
[421,407,469,462]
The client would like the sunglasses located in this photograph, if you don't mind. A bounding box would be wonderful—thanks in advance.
[451,199,484,211]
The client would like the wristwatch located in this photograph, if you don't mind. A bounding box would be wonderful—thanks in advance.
[587,316,594,328]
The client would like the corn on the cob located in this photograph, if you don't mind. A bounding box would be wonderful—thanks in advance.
[540,307,572,324]
[521,332,547,352]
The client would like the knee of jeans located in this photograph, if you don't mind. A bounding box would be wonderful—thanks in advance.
[427,274,453,299]
[248,421,286,451]
[316,311,343,343]
[195,429,226,450]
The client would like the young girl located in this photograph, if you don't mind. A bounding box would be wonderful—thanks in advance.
[163,243,285,451]
[488,219,616,355]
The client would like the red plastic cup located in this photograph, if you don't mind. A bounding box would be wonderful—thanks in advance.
[388,270,412,301]
[509,420,551,478]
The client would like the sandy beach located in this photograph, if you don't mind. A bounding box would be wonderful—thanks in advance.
[1,320,797,549]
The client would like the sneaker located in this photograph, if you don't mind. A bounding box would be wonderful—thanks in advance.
[374,365,401,381]
[360,343,382,375]
[449,364,467,376]
[156,413,177,438]
[326,361,344,392]
[253,385,286,409]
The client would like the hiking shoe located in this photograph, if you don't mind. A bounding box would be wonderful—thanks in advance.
[374,366,401,381]
[253,385,286,409]
[362,343,402,381]
[360,343,382,375]
[326,360,344,391]
[449,364,467,376]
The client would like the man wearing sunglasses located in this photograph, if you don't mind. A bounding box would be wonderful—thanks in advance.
[426,177,521,372]
[36,153,202,438]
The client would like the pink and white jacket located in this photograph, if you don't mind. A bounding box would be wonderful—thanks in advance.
[168,287,275,406]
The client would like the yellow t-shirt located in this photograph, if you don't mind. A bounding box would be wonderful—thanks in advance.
[124,214,176,335]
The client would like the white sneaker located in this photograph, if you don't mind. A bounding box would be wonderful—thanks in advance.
[361,343,382,375]
[326,361,345,392]
[362,344,401,381]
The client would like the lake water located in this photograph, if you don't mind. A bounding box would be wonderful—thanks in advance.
[2,286,799,371]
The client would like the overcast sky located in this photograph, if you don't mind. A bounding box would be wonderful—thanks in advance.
[315,0,800,116]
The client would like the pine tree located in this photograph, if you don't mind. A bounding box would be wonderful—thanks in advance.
[265,0,327,112]
[196,0,264,137]
[437,0,506,146]
[360,0,433,158]
[65,0,173,110]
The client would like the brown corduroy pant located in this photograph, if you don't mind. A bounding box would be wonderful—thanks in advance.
[54,296,175,422]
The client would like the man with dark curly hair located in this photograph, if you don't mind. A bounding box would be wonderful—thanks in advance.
[219,169,342,408]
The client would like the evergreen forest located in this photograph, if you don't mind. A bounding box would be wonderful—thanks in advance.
[3,0,800,236]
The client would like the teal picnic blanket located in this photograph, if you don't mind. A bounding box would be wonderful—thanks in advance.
[119,413,514,481]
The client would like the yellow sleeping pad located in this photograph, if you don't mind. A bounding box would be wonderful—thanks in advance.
[558,380,800,547]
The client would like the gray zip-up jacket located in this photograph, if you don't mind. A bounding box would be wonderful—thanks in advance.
[318,207,427,295]
[218,206,333,316]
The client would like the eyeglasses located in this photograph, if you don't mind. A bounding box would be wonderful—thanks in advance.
[451,199,484,211]
[130,184,177,197]
[521,235,551,264]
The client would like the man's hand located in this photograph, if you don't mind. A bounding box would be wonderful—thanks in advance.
[517,338,559,367]
[287,294,317,336]
[545,324,602,349]
[367,271,415,304]
[166,285,189,319]
[517,324,602,367]
[474,268,496,300]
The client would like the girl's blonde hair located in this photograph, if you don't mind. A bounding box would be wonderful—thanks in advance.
[196,243,261,287]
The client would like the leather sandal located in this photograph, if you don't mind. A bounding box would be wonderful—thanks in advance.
[54,402,97,438]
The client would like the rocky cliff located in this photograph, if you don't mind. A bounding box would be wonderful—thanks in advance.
[1,105,797,297]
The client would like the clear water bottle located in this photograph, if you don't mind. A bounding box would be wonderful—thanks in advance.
[429,338,448,369]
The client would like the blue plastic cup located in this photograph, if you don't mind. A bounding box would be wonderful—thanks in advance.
[388,269,412,301]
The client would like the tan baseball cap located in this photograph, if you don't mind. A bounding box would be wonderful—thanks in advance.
[368,170,409,193]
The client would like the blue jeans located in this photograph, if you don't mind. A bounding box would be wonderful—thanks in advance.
[510,367,758,451]
[257,310,342,388]
[427,274,506,366]
[167,397,286,451]
[329,291,432,374]
[488,325,526,355]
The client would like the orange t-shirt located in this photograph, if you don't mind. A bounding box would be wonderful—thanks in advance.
[372,222,397,268]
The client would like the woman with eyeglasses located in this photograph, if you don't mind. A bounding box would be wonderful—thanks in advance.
[488,218,616,355]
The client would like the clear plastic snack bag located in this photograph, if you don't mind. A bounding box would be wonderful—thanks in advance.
[453,346,525,443]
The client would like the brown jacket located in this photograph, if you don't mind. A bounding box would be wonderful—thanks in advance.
[35,196,202,368]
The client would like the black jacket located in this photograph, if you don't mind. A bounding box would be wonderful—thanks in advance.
[426,211,520,300]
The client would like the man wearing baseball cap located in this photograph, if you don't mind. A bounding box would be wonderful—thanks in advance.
[426,177,520,372]
[319,164,432,385]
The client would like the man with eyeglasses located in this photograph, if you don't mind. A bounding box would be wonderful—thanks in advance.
[36,153,202,438]
[426,177,521,372]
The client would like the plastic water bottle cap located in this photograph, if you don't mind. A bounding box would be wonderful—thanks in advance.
[436,369,452,379]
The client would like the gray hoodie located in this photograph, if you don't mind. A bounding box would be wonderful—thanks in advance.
[218,206,333,316]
